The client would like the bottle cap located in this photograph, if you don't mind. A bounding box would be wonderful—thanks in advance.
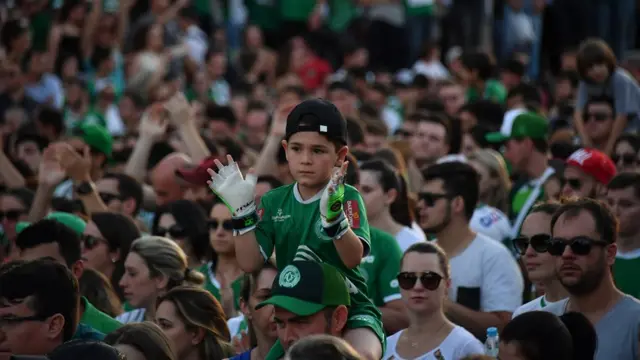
[487,327,498,336]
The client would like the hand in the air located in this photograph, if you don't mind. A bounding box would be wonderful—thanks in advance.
[207,155,258,217]
[320,161,349,223]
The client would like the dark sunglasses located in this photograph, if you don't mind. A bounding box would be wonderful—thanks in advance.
[208,219,233,231]
[513,234,552,256]
[82,234,108,250]
[585,112,610,122]
[547,236,609,256]
[565,178,582,190]
[99,192,121,204]
[612,153,637,166]
[0,210,23,222]
[417,192,451,207]
[154,224,187,238]
[396,271,443,291]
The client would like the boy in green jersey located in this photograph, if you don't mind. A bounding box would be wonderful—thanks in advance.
[208,99,384,360]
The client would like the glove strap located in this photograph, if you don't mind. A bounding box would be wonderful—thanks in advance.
[232,211,259,236]
[321,212,350,240]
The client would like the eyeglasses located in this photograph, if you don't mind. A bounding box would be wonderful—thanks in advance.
[417,192,451,207]
[99,192,121,204]
[565,178,582,190]
[0,314,49,328]
[513,234,552,256]
[585,112,610,122]
[0,210,23,222]
[208,219,233,231]
[612,153,637,166]
[396,271,443,290]
[154,224,187,238]
[82,234,109,250]
[547,236,609,256]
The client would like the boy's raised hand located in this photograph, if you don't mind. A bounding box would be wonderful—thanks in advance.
[319,161,350,239]
[207,155,259,235]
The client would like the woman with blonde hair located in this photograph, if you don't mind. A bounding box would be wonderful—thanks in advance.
[467,149,514,244]
[156,286,235,360]
[117,236,205,324]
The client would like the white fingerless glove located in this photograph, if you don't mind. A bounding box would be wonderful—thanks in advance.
[208,160,258,235]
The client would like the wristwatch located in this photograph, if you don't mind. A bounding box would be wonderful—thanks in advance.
[74,181,95,196]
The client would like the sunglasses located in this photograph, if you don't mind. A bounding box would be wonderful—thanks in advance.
[612,153,637,166]
[99,192,121,204]
[565,178,582,190]
[82,234,108,250]
[547,236,609,256]
[0,210,23,222]
[417,192,451,207]
[154,224,187,238]
[208,219,233,231]
[396,271,443,291]
[513,234,552,255]
[585,112,610,122]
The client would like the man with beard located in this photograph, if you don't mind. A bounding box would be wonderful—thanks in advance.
[417,161,523,337]
[561,148,616,199]
[543,198,640,360]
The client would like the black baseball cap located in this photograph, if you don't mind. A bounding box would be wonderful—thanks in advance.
[256,261,350,316]
[285,99,348,145]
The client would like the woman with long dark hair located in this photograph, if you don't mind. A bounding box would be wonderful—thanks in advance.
[359,159,424,251]
[152,200,210,269]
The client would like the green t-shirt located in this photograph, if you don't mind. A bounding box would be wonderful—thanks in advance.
[256,183,383,339]
[614,255,640,299]
[360,228,402,307]
[279,0,316,21]
[196,262,244,311]
[466,79,507,104]
[246,0,281,30]
[79,297,122,335]
[327,0,359,32]
[404,0,434,16]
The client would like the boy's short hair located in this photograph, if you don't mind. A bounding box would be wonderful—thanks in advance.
[16,219,82,267]
[0,259,80,342]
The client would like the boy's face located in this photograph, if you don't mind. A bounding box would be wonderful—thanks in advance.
[283,132,347,189]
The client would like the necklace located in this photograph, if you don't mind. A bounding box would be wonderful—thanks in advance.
[403,321,448,348]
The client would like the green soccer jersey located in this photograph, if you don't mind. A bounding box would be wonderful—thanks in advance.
[196,262,244,311]
[466,79,507,104]
[360,227,402,307]
[614,254,640,299]
[256,183,384,349]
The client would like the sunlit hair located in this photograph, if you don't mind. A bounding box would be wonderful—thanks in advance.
[129,236,205,289]
[157,286,234,359]
[285,334,363,360]
[401,242,450,279]
[467,148,512,214]
[104,321,176,360]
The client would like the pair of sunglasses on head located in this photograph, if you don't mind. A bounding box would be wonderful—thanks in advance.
[514,234,608,256]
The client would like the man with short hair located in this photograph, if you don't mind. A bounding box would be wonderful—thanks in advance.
[410,114,451,168]
[151,153,192,207]
[582,96,616,152]
[562,148,616,199]
[256,261,351,360]
[486,110,555,236]
[606,173,640,298]
[245,101,271,152]
[15,218,121,337]
[96,173,144,218]
[438,80,466,117]
[543,198,640,360]
[418,162,523,336]
[0,258,79,356]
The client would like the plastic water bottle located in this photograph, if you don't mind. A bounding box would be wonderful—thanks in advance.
[485,327,499,358]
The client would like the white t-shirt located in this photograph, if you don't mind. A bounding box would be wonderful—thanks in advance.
[395,226,425,252]
[384,326,484,360]
[470,205,512,243]
[411,222,427,241]
[116,309,146,324]
[447,233,524,312]
[512,295,567,318]
[412,59,450,80]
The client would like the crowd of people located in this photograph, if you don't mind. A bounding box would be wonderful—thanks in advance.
[1,0,640,359]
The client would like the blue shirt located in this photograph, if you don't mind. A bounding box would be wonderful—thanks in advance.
[72,323,105,341]
[229,350,252,360]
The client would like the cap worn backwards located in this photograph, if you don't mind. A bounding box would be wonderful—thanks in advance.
[285,99,348,146]
[256,261,350,317]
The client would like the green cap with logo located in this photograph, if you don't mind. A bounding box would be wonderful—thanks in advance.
[256,261,351,316]
[485,109,549,143]
[16,212,87,235]
[73,123,113,157]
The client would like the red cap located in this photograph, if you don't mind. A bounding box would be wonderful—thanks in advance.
[175,156,219,186]
[566,148,617,185]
